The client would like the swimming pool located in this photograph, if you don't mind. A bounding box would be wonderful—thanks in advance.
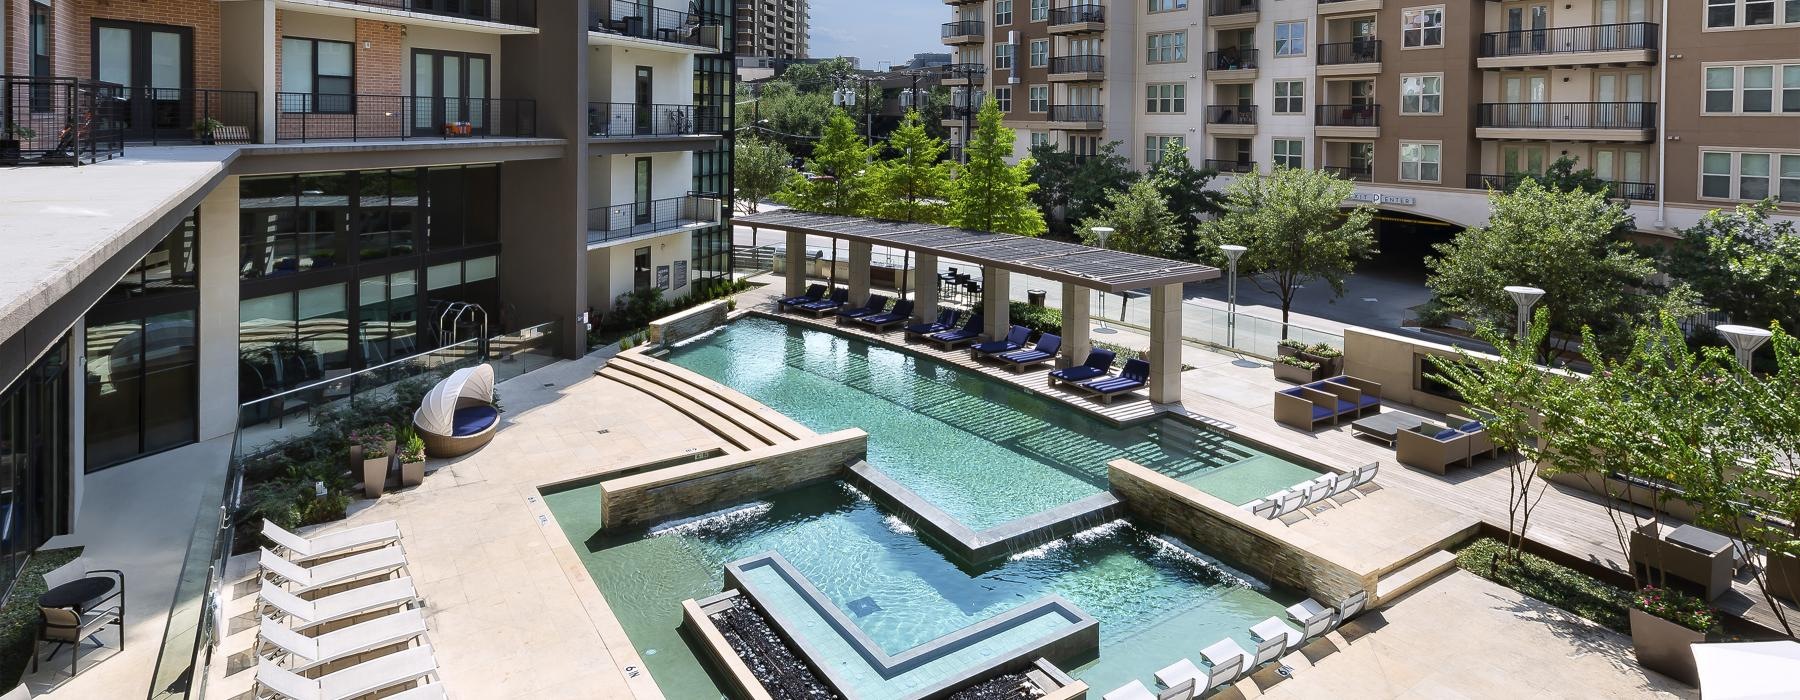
[663,316,1320,529]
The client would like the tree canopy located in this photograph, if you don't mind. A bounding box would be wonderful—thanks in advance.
[733,134,792,215]
[1027,142,1136,236]
[1666,200,1800,333]
[1146,143,1225,259]
[946,99,1045,235]
[773,111,879,216]
[1076,178,1183,258]
[1198,167,1376,326]
[870,110,951,223]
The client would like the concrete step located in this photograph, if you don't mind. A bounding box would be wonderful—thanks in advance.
[1374,548,1458,604]
[609,353,809,443]
[600,360,787,448]
[595,369,758,453]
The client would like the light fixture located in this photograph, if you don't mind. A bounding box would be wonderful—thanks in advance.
[1717,324,1772,369]
[1092,227,1116,334]
[1503,285,1546,340]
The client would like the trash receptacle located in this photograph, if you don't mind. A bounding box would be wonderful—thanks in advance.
[1028,289,1047,306]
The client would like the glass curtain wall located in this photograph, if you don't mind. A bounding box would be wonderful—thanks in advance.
[690,0,735,282]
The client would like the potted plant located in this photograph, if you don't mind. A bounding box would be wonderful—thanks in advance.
[0,123,35,163]
[1277,338,1308,359]
[397,430,426,488]
[1302,343,1344,377]
[191,117,223,144]
[349,424,396,498]
[1628,586,1715,686]
[1273,355,1320,384]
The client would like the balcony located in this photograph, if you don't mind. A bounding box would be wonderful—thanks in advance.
[942,20,986,46]
[1317,0,1382,15]
[109,86,258,145]
[0,76,122,165]
[942,63,987,86]
[274,94,537,142]
[587,194,723,247]
[1206,0,1259,28]
[1315,103,1380,137]
[1474,102,1655,142]
[1316,40,1381,75]
[1467,172,1655,201]
[1204,159,1256,174]
[1478,23,1658,69]
[1206,104,1257,135]
[306,0,537,29]
[1046,104,1104,130]
[1049,5,1106,34]
[1206,49,1259,82]
[1323,164,1373,182]
[588,103,724,143]
[1049,55,1105,82]
[589,1,726,51]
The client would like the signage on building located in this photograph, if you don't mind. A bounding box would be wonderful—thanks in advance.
[1346,192,1416,206]
[674,261,689,289]
[657,266,671,290]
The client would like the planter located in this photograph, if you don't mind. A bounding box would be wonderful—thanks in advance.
[400,459,425,488]
[1272,361,1319,384]
[1300,351,1342,377]
[0,139,19,163]
[358,439,396,498]
[1277,343,1305,359]
[1629,607,1702,686]
[1768,552,1800,605]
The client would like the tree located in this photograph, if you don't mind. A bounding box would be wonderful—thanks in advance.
[1524,155,1616,197]
[1076,178,1182,258]
[946,99,1046,235]
[744,81,833,157]
[733,134,791,215]
[1147,143,1225,259]
[1666,200,1800,332]
[1027,141,1135,236]
[1198,167,1375,328]
[773,111,879,216]
[870,110,951,223]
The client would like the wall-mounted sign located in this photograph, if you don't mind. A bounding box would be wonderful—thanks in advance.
[656,265,671,290]
[1346,192,1417,206]
[673,260,689,289]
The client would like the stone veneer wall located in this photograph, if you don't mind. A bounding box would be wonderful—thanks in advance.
[1109,459,1372,603]
[648,298,728,346]
[599,429,866,528]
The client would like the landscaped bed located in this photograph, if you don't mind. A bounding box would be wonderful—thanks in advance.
[1454,537,1631,634]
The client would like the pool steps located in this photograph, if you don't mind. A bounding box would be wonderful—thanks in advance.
[596,351,811,451]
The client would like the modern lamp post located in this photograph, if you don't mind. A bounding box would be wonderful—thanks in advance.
[1503,285,1546,340]
[1092,227,1116,334]
[1220,244,1247,348]
[1717,324,1773,368]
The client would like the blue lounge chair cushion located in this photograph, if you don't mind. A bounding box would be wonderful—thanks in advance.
[1050,366,1106,382]
[971,339,1021,354]
[1000,349,1051,364]
[904,321,947,334]
[452,406,498,436]
[1433,428,1461,441]
[1083,377,1145,393]
[1311,405,1334,421]
[1459,420,1484,432]
[1335,400,1357,414]
[932,328,978,342]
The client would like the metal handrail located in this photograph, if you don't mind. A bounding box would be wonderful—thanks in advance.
[1049,4,1106,25]
[941,20,985,38]
[1204,159,1256,173]
[274,93,537,142]
[1315,103,1380,127]
[1047,104,1104,122]
[1206,48,1259,71]
[1480,22,1657,57]
[588,0,724,48]
[0,76,125,165]
[1207,0,1258,16]
[943,63,987,81]
[325,0,535,26]
[1466,172,1656,200]
[1317,39,1381,65]
[1323,164,1372,181]
[587,102,724,138]
[1206,104,1257,125]
[116,86,259,145]
[588,194,723,243]
[1475,101,1655,129]
[1049,55,1105,75]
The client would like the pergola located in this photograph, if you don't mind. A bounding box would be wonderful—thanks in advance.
[738,211,1221,403]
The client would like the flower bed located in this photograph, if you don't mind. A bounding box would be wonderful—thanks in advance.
[1455,537,1632,634]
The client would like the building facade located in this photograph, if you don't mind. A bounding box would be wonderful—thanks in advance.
[734,0,809,65]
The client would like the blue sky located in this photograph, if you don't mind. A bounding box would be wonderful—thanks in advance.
[807,0,944,69]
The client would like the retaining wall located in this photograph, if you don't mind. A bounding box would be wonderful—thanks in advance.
[599,429,867,529]
[648,299,729,347]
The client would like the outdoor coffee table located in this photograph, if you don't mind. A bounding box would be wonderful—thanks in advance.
[1350,411,1427,447]
[1669,524,1733,557]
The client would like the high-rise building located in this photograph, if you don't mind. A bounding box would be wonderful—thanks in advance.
[735,0,810,64]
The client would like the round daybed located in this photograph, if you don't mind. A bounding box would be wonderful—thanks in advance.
[414,363,498,458]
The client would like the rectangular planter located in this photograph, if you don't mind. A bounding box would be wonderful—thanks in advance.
[1300,351,1342,377]
[1629,607,1702,687]
[358,439,396,498]
[1273,361,1320,384]
[1768,552,1800,605]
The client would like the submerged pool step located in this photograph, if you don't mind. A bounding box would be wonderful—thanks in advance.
[612,352,813,441]
[599,360,782,449]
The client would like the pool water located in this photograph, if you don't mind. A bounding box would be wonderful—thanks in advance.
[664,316,1320,528]
[544,481,1301,700]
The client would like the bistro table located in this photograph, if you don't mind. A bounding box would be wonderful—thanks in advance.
[39,576,117,613]
[1350,411,1427,447]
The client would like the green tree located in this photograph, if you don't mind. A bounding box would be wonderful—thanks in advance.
[1198,167,1375,328]
[744,81,833,155]
[1147,143,1225,259]
[1524,155,1616,197]
[1666,200,1800,332]
[773,111,879,216]
[1076,178,1183,258]
[947,99,1046,235]
[1027,141,1136,236]
[733,134,791,215]
[871,110,951,223]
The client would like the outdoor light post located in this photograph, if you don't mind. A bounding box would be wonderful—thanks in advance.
[1092,227,1116,334]
[1503,285,1546,340]
[1717,324,1773,369]
[1220,244,1247,348]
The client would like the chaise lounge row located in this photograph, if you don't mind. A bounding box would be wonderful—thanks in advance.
[1244,463,1378,520]
[1106,590,1369,700]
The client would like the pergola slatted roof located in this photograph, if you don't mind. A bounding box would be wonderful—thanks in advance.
[740,211,1220,293]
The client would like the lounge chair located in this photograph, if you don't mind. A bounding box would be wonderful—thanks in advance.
[1105,678,1194,700]
[260,609,428,672]
[856,300,915,331]
[1285,601,1335,643]
[1153,658,1205,689]
[926,312,986,349]
[1348,462,1378,488]
[970,325,1030,359]
[1336,590,1368,624]
[996,333,1061,372]
[903,309,959,339]
[1302,475,1335,505]
[1273,385,1351,431]
[1251,617,1304,661]
[261,547,407,594]
[414,363,498,458]
[1327,470,1361,498]
[1449,413,1498,461]
[1396,422,1469,475]
[1048,347,1117,387]
[1247,497,1280,519]
[1244,633,1287,673]
[260,577,418,632]
[263,519,401,563]
[796,288,850,315]
[1077,358,1150,404]
[835,295,890,321]
[1273,489,1307,518]
[776,284,826,309]
[1198,637,1248,690]
[256,644,439,700]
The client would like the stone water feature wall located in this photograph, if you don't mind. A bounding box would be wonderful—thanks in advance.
[648,299,729,346]
[599,429,868,528]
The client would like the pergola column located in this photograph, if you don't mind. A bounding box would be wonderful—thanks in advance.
[784,230,807,298]
[1059,281,1091,369]
[914,253,939,322]
[982,266,1010,339]
[848,240,873,302]
[1149,283,1184,404]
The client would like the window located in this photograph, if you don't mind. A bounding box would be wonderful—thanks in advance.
[86,214,201,470]
[1268,80,1302,115]
[1708,0,1800,26]
[1741,153,1772,199]
[993,86,1013,112]
[1147,0,1188,12]
[995,0,1013,25]
[1703,151,1734,198]
[1275,21,1307,57]
[1401,75,1443,115]
[1744,66,1775,112]
[1704,63,1800,113]
[1402,7,1444,48]
[1399,141,1441,182]
[1147,31,1187,63]
[1706,67,1736,112]
[1788,65,1800,111]
[995,43,1015,70]
[281,37,354,113]
[1028,85,1049,112]
[1786,154,1800,202]
[1273,139,1304,168]
[1145,135,1184,165]
[1030,39,1049,67]
[1697,150,1800,202]
[1146,83,1186,113]
[1030,131,1051,148]
[1030,0,1049,22]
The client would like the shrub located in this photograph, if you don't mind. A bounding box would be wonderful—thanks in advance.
[1275,356,1319,371]
[971,301,1064,337]
[0,547,82,690]
[1306,343,1341,358]
[349,424,395,459]
[1278,338,1309,352]
[1633,587,1718,633]
[1455,537,1631,634]
[398,430,425,464]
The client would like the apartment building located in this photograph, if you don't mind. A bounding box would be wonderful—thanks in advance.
[0,0,732,620]
[734,0,809,65]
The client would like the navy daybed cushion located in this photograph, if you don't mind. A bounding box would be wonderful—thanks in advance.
[452,406,499,436]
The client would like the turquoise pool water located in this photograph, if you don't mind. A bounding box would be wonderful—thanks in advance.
[663,316,1320,528]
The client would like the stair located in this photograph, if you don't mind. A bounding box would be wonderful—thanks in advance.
[1374,549,1458,604]
[595,371,760,453]
[597,352,811,452]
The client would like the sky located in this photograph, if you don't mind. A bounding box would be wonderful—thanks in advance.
[807,0,945,69]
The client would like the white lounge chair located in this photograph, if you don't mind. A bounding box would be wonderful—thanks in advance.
[1104,678,1194,700]
[1274,490,1307,517]
[1303,476,1335,505]
[260,546,407,593]
[263,519,401,562]
[260,577,418,632]
[256,644,439,700]
[1154,658,1204,688]
[1328,470,1360,497]
[1251,616,1302,650]
[1349,462,1378,488]
[1336,590,1369,624]
[1245,633,1286,672]
[1247,497,1280,519]
[1201,653,1242,693]
[260,609,428,672]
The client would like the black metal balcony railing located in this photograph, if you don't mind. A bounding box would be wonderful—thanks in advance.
[1479,22,1657,58]
[589,0,724,48]
[1467,172,1655,200]
[1206,104,1257,125]
[941,20,985,38]
[1047,104,1104,123]
[275,94,537,142]
[1316,103,1380,127]
[588,194,723,243]
[1049,4,1106,26]
[1,76,124,166]
[1475,102,1654,130]
[943,63,988,82]
[587,102,723,138]
[1318,39,1381,65]
[1324,164,1373,181]
[1206,48,1259,71]
[1207,0,1259,16]
[115,87,258,145]
[1049,55,1105,75]
[333,0,536,26]
[1204,159,1256,174]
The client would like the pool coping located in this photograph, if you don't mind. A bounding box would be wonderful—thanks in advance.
[846,461,1125,565]
[723,551,1100,700]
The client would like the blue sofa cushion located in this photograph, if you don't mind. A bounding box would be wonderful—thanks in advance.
[452,406,498,436]
[1280,388,1305,397]
[1051,366,1106,382]
[1335,400,1357,414]
[1354,395,1380,408]
[1459,420,1484,432]
[1433,428,1460,441]
[1311,405,1334,420]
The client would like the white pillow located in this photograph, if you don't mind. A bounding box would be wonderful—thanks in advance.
[41,557,87,591]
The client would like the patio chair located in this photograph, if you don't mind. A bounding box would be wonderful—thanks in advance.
[1273,386,1344,431]
[1250,617,1301,652]
[996,333,1061,372]
[1335,590,1369,625]
[926,312,986,349]
[255,644,439,700]
[1273,489,1307,518]
[1302,476,1335,505]
[797,288,850,315]
[263,519,401,563]
[259,578,418,632]
[260,547,407,594]
[413,363,498,458]
[1153,658,1205,689]
[970,325,1030,359]
[856,300,915,331]
[1247,496,1281,519]
[1077,358,1150,404]
[1048,347,1117,387]
[1448,413,1498,461]
[259,609,428,672]
[1105,678,1194,700]
[835,294,890,321]
[1395,423,1470,475]
[776,284,826,309]
[903,309,959,339]
[32,600,123,676]
[1198,637,1249,690]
